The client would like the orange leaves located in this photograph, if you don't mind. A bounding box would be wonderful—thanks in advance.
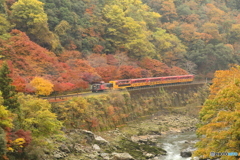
[87,117,99,128]
[180,23,197,42]
[139,57,171,76]
[201,22,221,40]
[93,45,104,53]
[107,106,115,116]
[96,65,117,82]
[85,5,96,16]
[170,66,188,75]
[160,0,177,21]
[116,65,141,79]
[53,82,75,93]
[210,66,240,97]
[59,50,82,62]
[194,65,240,158]
[12,76,26,92]
[1,30,61,76]
[106,54,118,66]
[205,3,225,23]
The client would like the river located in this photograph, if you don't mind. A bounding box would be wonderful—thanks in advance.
[157,131,198,160]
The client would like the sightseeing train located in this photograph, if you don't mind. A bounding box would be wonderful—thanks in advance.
[91,75,194,92]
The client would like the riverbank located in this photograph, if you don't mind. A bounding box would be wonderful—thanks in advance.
[45,111,199,160]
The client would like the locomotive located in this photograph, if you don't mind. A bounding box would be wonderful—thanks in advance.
[91,75,194,92]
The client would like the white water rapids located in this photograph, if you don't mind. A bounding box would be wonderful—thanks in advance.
[157,131,198,160]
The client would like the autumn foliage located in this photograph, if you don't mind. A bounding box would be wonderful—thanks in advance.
[0,29,189,96]
[194,65,240,160]
[30,77,54,96]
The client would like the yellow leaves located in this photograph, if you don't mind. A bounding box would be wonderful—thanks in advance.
[202,22,221,40]
[194,65,240,158]
[210,65,240,97]
[0,105,14,129]
[11,0,48,26]
[60,97,90,128]
[103,0,161,58]
[153,28,186,63]
[7,138,26,152]
[0,14,12,36]
[180,23,198,42]
[205,3,225,23]
[230,24,240,40]
[55,20,71,36]
[30,77,53,96]
[7,147,14,152]
[13,138,25,146]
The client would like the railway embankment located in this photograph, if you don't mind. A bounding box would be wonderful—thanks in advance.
[45,83,209,159]
[51,83,209,132]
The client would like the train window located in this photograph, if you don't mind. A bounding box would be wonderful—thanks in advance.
[117,81,130,84]
[149,79,161,82]
[180,76,192,79]
[104,83,113,87]
[165,77,177,80]
[132,80,147,83]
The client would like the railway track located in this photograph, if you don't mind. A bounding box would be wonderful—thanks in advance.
[42,80,211,102]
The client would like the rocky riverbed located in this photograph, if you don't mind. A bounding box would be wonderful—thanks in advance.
[43,113,199,160]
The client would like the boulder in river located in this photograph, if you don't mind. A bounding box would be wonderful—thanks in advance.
[111,152,135,160]
[180,150,192,157]
[180,148,195,157]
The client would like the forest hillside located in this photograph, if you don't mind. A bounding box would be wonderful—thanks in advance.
[1,0,240,95]
[1,0,240,160]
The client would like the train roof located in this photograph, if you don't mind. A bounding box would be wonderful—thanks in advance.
[110,75,194,82]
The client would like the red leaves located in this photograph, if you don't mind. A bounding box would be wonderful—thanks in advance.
[12,76,26,92]
[74,80,89,89]
[116,65,146,79]
[59,50,82,62]
[93,45,104,53]
[0,29,188,95]
[1,30,60,76]
[6,129,32,154]
[14,130,32,147]
[53,82,75,93]
[139,57,170,76]
[96,65,117,82]
[170,66,188,75]
[106,54,118,65]
[82,72,101,83]
[138,57,188,76]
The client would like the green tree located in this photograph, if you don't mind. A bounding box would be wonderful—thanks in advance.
[229,24,240,43]
[0,62,20,112]
[0,14,12,39]
[152,28,186,65]
[17,93,62,138]
[187,40,235,75]
[194,66,240,160]
[56,97,89,128]
[54,20,71,36]
[0,127,7,159]
[102,0,160,58]
[0,0,6,14]
[11,0,47,30]
[0,91,13,159]
[11,0,62,52]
